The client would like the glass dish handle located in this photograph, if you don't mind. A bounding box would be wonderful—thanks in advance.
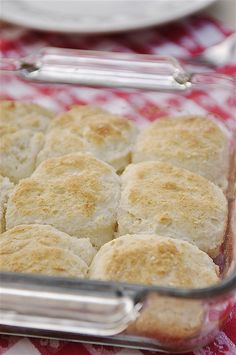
[1,47,192,91]
[1,47,235,90]
[0,274,141,336]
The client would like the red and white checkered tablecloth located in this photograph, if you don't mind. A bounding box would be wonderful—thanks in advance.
[0,14,236,355]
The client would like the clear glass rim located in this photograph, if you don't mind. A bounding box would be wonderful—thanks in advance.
[1,269,236,301]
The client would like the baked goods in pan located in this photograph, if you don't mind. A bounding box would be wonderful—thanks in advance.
[0,224,96,277]
[0,100,233,343]
[6,153,120,248]
[132,116,230,191]
[37,105,138,172]
[0,175,14,233]
[89,234,219,286]
[117,161,228,257]
[90,234,219,342]
[0,101,54,133]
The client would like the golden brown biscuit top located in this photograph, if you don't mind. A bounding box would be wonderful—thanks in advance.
[90,235,219,287]
[0,224,95,265]
[11,175,102,218]
[0,223,91,277]
[0,129,43,152]
[33,152,114,180]
[51,105,104,129]
[8,153,119,221]
[134,116,228,160]
[45,129,85,152]
[51,105,135,146]
[0,100,54,132]
[122,161,226,224]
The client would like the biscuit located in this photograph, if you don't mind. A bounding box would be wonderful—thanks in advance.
[6,153,121,248]
[37,105,138,172]
[0,224,96,277]
[132,116,230,191]
[0,101,54,133]
[89,234,219,343]
[127,295,205,344]
[0,129,44,183]
[117,161,228,257]
[89,234,219,286]
[0,175,14,233]
[36,128,85,165]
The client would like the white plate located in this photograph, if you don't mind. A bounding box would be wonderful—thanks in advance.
[1,0,217,34]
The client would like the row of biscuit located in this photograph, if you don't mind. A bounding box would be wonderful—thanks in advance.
[0,101,138,183]
[0,101,230,188]
[0,101,230,283]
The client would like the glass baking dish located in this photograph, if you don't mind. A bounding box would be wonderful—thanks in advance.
[0,48,236,353]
